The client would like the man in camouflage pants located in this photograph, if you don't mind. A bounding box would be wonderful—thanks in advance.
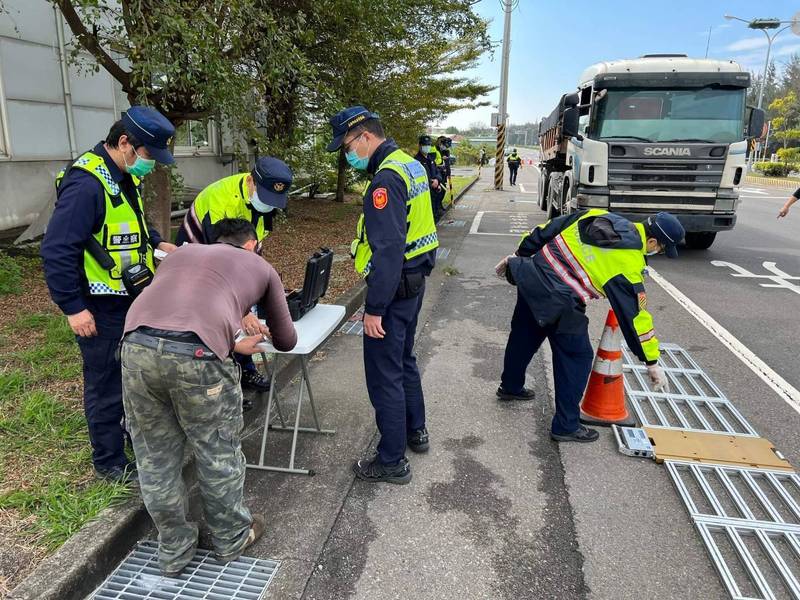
[121,218,296,576]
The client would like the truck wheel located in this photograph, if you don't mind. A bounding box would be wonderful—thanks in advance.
[684,232,717,250]
[537,170,549,211]
[547,185,561,219]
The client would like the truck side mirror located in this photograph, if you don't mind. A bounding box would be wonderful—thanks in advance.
[562,107,580,138]
[747,107,766,139]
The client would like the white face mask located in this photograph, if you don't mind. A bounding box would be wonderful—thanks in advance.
[249,190,276,213]
[421,145,432,154]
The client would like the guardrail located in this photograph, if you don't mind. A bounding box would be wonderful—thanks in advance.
[744,175,799,191]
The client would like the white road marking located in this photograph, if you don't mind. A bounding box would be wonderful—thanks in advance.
[739,188,769,195]
[511,199,538,203]
[648,266,800,416]
[518,184,537,194]
[711,260,800,295]
[469,210,529,237]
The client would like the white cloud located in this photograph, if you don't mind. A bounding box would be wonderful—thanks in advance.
[726,36,768,52]
[774,43,800,58]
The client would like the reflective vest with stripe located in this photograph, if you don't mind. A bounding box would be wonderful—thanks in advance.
[539,209,659,361]
[351,149,439,276]
[186,173,272,242]
[55,151,154,296]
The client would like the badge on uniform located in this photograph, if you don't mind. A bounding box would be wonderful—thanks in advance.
[372,187,388,210]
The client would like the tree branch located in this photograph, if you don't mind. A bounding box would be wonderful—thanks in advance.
[56,0,131,90]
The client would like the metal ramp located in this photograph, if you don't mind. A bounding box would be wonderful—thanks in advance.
[623,344,758,436]
[667,462,800,600]
[89,541,279,600]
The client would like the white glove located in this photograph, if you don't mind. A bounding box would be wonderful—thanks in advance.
[647,364,669,393]
[494,255,515,278]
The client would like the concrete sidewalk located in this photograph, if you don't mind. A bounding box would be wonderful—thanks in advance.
[231,168,586,599]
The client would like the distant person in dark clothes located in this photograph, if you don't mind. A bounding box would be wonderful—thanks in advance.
[507,149,522,185]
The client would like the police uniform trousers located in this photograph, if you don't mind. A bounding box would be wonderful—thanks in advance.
[363,280,427,466]
[500,291,595,435]
[121,338,252,574]
[508,165,519,185]
[76,307,129,473]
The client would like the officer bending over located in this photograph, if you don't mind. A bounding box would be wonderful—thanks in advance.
[41,106,176,482]
[495,210,684,443]
[121,218,296,577]
[176,157,293,394]
[327,106,438,484]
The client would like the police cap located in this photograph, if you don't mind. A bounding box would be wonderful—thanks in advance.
[326,105,380,152]
[419,135,432,145]
[647,212,685,258]
[121,106,176,165]
[252,157,293,210]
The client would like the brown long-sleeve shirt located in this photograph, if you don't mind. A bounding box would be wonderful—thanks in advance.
[124,243,296,358]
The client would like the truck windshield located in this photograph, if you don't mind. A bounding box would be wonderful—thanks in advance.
[594,87,746,143]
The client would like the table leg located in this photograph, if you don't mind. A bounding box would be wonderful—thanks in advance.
[261,352,286,427]
[257,356,279,466]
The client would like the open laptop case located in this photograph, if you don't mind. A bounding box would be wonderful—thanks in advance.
[285,248,334,321]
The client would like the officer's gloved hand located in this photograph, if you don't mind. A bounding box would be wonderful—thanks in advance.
[647,364,669,393]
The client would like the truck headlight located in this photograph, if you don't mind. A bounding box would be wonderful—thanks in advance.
[714,198,735,212]
[577,193,609,208]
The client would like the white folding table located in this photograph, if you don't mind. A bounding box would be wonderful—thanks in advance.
[246,303,346,476]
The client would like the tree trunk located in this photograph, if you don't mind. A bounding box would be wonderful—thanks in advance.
[145,164,173,243]
[335,148,347,202]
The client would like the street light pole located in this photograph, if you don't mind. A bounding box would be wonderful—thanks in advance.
[724,14,799,170]
[494,0,512,190]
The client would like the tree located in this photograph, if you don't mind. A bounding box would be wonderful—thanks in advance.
[748,60,780,112]
[445,126,460,134]
[768,91,800,148]
[51,0,309,236]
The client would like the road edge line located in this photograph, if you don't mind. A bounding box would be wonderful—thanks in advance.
[648,266,800,416]
[469,211,485,234]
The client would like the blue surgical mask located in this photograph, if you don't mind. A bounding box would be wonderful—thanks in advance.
[124,147,156,177]
[249,190,276,213]
[345,134,369,171]
[421,145,432,154]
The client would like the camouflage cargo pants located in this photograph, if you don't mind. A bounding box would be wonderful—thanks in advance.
[121,340,252,573]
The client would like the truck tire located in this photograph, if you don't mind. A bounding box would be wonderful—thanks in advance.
[547,183,561,219]
[684,231,717,250]
[537,169,549,211]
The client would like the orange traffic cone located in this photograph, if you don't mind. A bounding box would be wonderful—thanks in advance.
[580,310,636,427]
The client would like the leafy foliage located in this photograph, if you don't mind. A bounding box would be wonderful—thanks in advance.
[755,161,798,177]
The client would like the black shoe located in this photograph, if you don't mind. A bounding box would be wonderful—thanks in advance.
[241,369,271,392]
[242,397,254,412]
[496,386,536,401]
[407,428,430,453]
[95,462,138,484]
[352,456,412,485]
[550,425,600,443]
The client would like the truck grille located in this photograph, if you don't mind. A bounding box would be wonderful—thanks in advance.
[607,144,727,210]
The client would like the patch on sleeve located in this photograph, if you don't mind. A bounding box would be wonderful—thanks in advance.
[638,292,647,311]
[372,187,388,210]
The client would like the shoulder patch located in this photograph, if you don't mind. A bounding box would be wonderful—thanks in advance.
[372,187,388,210]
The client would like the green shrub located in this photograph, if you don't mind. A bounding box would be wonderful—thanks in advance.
[0,253,23,296]
[755,162,797,177]
[776,147,800,163]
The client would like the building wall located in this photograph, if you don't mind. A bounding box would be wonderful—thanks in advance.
[0,1,231,232]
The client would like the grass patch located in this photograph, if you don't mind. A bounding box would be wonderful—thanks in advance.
[449,174,478,200]
[442,265,461,276]
[0,253,24,296]
[0,258,133,563]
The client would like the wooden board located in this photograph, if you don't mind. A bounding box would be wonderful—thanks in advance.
[644,427,794,471]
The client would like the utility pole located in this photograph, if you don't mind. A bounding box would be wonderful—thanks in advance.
[494,0,512,190]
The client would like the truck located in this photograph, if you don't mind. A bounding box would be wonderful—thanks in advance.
[537,54,765,250]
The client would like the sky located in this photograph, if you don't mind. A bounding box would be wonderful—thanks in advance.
[440,0,800,130]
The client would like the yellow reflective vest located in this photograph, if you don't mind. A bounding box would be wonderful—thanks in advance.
[189,173,272,242]
[351,149,439,276]
[55,151,154,296]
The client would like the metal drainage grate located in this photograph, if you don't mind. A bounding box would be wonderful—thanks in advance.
[436,247,451,260]
[89,541,279,600]
[667,461,800,599]
[442,220,466,227]
[622,344,757,436]
[339,307,364,336]
[454,204,472,210]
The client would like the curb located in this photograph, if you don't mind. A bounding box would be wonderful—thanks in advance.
[8,283,367,600]
[744,175,798,191]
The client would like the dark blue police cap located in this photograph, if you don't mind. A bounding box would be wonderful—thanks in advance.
[252,157,293,209]
[419,135,432,145]
[121,106,176,165]
[326,105,380,152]
[647,212,685,258]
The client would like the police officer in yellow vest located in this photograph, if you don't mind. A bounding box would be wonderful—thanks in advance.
[494,209,685,443]
[327,106,438,484]
[41,106,176,482]
[175,157,292,395]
